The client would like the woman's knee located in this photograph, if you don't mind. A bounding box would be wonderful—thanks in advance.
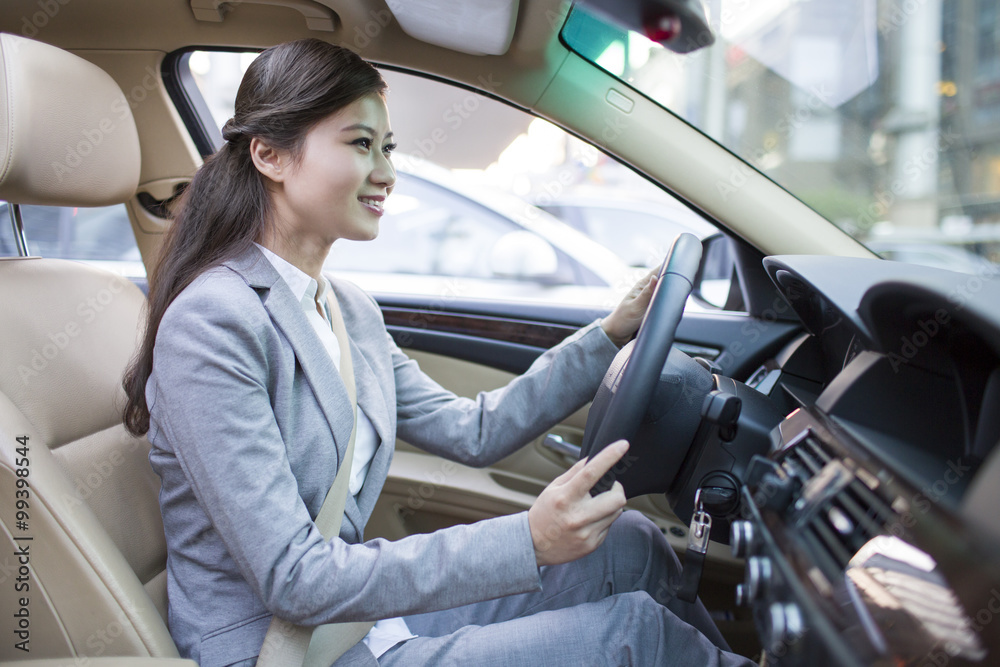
[612,589,660,615]
[588,510,681,603]
[610,508,658,536]
[608,511,679,568]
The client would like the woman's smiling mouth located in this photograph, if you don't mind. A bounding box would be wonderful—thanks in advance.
[359,195,385,215]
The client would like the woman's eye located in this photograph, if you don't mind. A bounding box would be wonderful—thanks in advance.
[353,138,373,150]
[383,143,397,155]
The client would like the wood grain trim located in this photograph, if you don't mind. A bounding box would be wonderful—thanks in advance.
[381,306,578,348]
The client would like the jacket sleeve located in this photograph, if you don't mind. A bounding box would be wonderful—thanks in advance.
[147,275,543,625]
[392,318,621,467]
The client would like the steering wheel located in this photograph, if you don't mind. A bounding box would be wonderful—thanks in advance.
[579,232,704,494]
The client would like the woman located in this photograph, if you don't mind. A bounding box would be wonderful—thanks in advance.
[123,39,752,667]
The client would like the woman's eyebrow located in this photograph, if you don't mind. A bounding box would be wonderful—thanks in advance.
[341,123,393,140]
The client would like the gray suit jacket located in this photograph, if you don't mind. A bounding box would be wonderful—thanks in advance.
[146,245,619,666]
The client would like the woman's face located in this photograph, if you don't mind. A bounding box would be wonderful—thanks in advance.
[270,93,396,246]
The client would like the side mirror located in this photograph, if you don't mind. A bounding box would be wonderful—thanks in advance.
[692,233,743,309]
[490,230,561,282]
[575,0,715,53]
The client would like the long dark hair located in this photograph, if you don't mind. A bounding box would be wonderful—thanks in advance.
[123,39,386,436]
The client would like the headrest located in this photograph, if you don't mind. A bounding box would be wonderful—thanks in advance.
[0,33,140,206]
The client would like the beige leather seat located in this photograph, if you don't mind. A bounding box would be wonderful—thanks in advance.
[0,33,190,663]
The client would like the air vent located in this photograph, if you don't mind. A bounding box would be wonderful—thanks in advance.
[780,436,899,580]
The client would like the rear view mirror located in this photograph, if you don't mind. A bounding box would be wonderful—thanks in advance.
[574,0,714,53]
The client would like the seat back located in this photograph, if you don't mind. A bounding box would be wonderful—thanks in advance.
[0,33,178,658]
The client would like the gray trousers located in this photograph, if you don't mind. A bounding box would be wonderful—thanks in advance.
[379,511,755,666]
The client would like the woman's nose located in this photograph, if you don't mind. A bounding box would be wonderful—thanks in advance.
[371,153,396,190]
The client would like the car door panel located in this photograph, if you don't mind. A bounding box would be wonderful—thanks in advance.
[378,294,803,379]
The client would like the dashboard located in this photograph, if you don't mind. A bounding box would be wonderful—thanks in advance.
[731,256,1000,665]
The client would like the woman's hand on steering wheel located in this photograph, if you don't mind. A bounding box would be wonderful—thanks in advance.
[527,440,630,567]
[581,234,705,497]
[601,269,658,348]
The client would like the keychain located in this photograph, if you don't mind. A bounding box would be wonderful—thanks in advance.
[676,488,712,603]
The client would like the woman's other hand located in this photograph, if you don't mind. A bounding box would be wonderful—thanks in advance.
[527,440,629,567]
[601,269,657,348]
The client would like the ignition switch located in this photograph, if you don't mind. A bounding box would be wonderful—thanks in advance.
[697,471,741,517]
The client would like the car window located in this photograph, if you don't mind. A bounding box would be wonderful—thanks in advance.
[326,172,580,285]
[178,50,733,309]
[539,203,717,270]
[0,202,143,275]
[561,4,1000,275]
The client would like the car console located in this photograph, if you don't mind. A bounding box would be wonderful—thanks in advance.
[728,256,1000,666]
[735,405,997,665]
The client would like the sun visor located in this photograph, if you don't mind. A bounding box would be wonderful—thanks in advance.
[388,0,519,56]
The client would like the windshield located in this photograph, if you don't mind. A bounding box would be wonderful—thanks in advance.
[563,1,1000,274]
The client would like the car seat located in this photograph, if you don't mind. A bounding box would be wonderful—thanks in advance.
[0,32,190,662]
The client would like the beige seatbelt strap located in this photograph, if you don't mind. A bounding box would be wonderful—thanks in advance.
[258,290,375,667]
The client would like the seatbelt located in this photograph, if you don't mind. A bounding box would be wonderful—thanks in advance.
[258,290,375,667]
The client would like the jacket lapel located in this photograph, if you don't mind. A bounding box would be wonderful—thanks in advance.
[225,248,396,539]
[224,247,356,477]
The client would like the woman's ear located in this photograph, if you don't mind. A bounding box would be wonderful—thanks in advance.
[250,137,287,183]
